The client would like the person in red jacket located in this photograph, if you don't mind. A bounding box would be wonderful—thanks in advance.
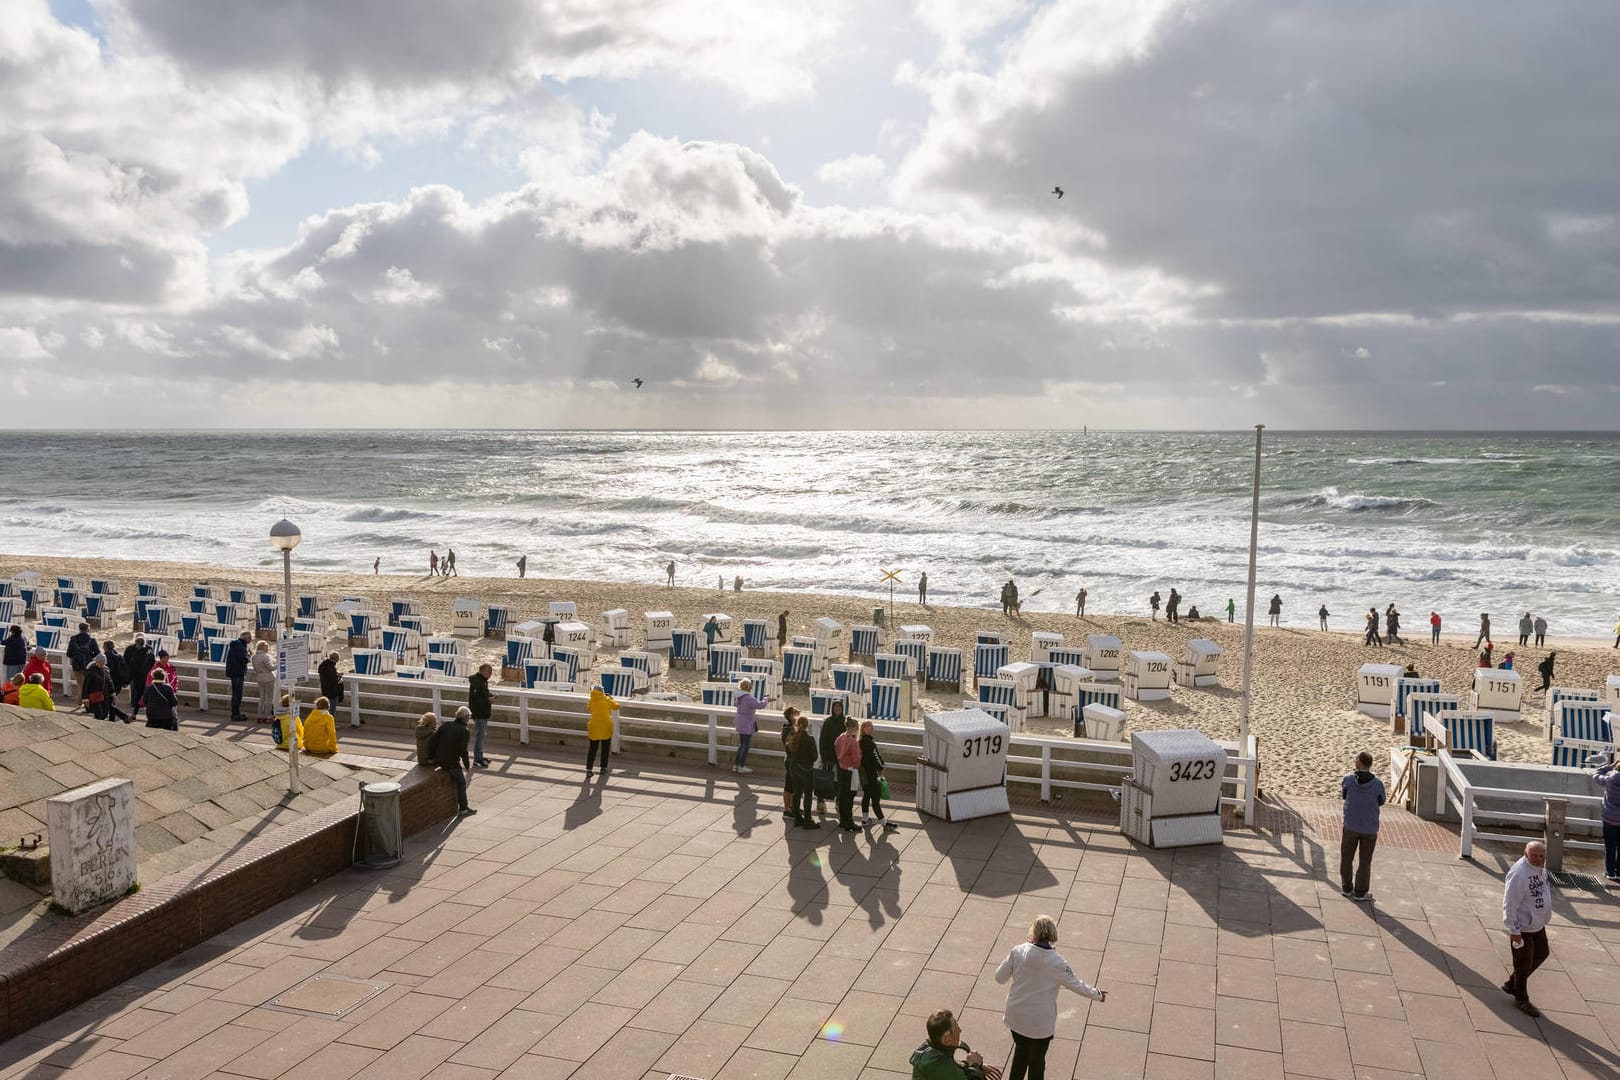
[22,647,52,693]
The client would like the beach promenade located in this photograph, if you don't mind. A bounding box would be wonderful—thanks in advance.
[3,741,1617,1080]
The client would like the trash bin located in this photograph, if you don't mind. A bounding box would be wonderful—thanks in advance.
[354,781,403,869]
[872,606,885,629]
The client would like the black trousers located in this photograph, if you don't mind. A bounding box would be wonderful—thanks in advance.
[860,774,884,820]
[790,766,814,822]
[586,738,611,774]
[1508,928,1550,1002]
[229,675,246,718]
[1340,829,1377,896]
[1009,1030,1052,1080]
[836,768,856,826]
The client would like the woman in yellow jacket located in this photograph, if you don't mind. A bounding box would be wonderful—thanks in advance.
[303,696,339,755]
[273,693,304,751]
[586,687,618,778]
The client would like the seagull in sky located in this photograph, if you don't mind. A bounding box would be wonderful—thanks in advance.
[1052,186,1064,199]
[632,378,643,389]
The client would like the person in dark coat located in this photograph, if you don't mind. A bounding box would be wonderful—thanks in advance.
[1536,652,1556,692]
[318,652,346,710]
[82,654,114,721]
[143,669,179,731]
[467,663,493,767]
[224,631,251,721]
[122,636,154,719]
[434,707,476,816]
[859,719,897,830]
[66,623,98,705]
[786,713,819,829]
[2,625,25,682]
[817,701,847,816]
[101,638,129,721]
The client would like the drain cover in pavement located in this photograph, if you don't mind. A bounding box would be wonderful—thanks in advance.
[266,974,390,1018]
[1549,870,1607,893]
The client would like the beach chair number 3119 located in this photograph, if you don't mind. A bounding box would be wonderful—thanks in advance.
[961,735,1004,758]
[1169,759,1219,782]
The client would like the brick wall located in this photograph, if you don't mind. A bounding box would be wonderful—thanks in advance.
[0,766,456,1040]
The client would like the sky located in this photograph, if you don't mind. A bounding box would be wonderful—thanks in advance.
[3,0,1618,429]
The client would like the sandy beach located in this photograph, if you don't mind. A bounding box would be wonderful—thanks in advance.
[6,553,1615,799]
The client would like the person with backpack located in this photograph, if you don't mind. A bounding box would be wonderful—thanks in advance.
[431,707,476,816]
[66,622,97,707]
[143,669,179,731]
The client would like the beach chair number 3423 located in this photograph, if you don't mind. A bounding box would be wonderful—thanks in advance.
[1169,759,1219,782]
[962,735,1004,758]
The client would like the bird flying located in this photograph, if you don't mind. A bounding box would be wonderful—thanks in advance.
[1052,186,1064,199]
[632,378,643,388]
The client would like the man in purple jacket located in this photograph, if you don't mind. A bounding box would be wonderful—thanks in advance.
[732,678,768,774]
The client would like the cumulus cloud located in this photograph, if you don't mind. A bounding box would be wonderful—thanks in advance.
[816,153,887,187]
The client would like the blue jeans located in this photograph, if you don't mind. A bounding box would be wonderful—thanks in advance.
[735,731,753,767]
[472,716,489,762]
[444,763,469,810]
[3,664,21,683]
[1604,821,1620,878]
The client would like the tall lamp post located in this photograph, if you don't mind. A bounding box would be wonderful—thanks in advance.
[270,519,303,796]
[1238,425,1264,752]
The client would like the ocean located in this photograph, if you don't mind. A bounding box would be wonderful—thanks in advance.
[1,430,1616,635]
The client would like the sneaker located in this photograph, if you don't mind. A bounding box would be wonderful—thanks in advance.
[475,759,490,768]
[457,807,477,817]
[882,819,899,831]
[738,766,753,774]
[862,815,874,826]
[1516,1001,1542,1018]
[1501,980,1515,997]
[1605,874,1620,884]
[731,765,739,773]
[801,821,822,829]
[1341,884,1353,897]
[1351,893,1374,903]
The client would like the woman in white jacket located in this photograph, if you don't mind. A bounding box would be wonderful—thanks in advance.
[993,915,1105,1080]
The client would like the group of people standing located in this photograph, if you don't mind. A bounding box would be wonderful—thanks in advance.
[427,548,458,577]
[779,700,898,832]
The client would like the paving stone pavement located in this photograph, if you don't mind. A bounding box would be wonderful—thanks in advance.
[2,751,1618,1080]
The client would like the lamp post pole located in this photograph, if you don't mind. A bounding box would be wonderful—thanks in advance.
[1239,425,1264,749]
[270,519,303,796]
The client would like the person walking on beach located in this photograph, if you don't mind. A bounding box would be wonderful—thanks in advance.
[1340,750,1384,902]
[251,641,276,722]
[432,707,476,816]
[786,711,819,829]
[1518,612,1533,647]
[1149,591,1160,620]
[467,663,493,767]
[517,554,527,579]
[703,614,724,649]
[1318,604,1329,631]
[429,549,439,577]
[1385,605,1403,645]
[1475,613,1491,648]
[1225,597,1235,623]
[732,678,767,774]
[859,719,896,830]
[919,572,928,605]
[1008,580,1020,616]
[1076,587,1086,618]
[585,686,617,778]
[994,915,1105,1080]
[1430,611,1442,645]
[1001,582,1011,616]
[1267,593,1282,627]
[1363,609,1380,646]
[734,574,743,592]
[373,556,379,575]
[666,560,676,586]
[224,630,250,722]
[1502,840,1554,1016]
[1593,757,1620,883]
[777,609,789,653]
[445,548,457,577]
[834,716,862,831]
[1533,615,1547,647]
[1166,588,1180,624]
[1537,652,1556,693]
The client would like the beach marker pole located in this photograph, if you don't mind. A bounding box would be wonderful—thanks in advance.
[1239,426,1263,754]
[880,569,902,630]
[271,519,304,796]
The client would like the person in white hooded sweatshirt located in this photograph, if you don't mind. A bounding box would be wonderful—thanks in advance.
[993,916,1106,1080]
[1501,840,1554,1017]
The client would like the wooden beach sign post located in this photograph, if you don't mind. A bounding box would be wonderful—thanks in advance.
[880,568,902,629]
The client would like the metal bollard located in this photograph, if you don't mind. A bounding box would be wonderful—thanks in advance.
[1544,797,1566,873]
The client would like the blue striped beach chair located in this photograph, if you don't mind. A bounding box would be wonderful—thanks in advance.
[54,588,82,612]
[186,597,210,615]
[82,594,111,626]
[0,598,21,625]
[741,619,770,656]
[551,646,586,687]
[978,677,1027,730]
[206,637,230,663]
[0,581,14,599]
[522,659,565,688]
[228,588,249,605]
[831,664,871,698]
[145,604,176,634]
[34,627,65,651]
[972,700,1011,725]
[89,578,117,598]
[810,687,854,718]
[425,635,463,657]
[620,651,664,691]
[398,615,431,636]
[974,643,1009,687]
[1048,646,1088,670]
[395,667,429,681]
[782,647,815,690]
[1076,683,1123,713]
[702,682,739,708]
[16,586,40,615]
[504,637,540,670]
[179,613,206,642]
[381,627,418,661]
[484,604,511,639]
[875,653,912,681]
[1550,701,1612,766]
[297,594,321,619]
[40,609,70,629]
[352,648,395,676]
[976,630,1009,646]
[850,625,882,663]
[255,592,276,606]
[53,576,76,593]
[894,640,928,679]
[256,604,280,634]
[709,643,743,679]
[1438,712,1497,760]
[671,629,701,669]
[926,647,964,692]
[869,678,908,722]
[293,616,323,637]
[1545,687,1600,739]
[137,581,163,598]
[190,584,218,600]
[1393,678,1441,724]
[739,658,781,697]
[599,668,644,697]
[389,599,418,626]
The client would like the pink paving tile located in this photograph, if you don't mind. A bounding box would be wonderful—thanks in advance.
[348,1033,460,1080]
[112,999,251,1060]
[276,1041,384,1080]
[337,991,456,1052]
[1279,1019,1352,1080]
[567,1025,677,1080]
[528,1003,638,1062]
[1077,1025,1150,1080]
[217,1016,350,1079]
[445,1010,560,1072]
[1148,1003,1216,1061]
[416,986,527,1040]
[516,965,618,1017]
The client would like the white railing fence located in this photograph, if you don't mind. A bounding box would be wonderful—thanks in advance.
[161,658,1259,817]
[1432,748,1604,859]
